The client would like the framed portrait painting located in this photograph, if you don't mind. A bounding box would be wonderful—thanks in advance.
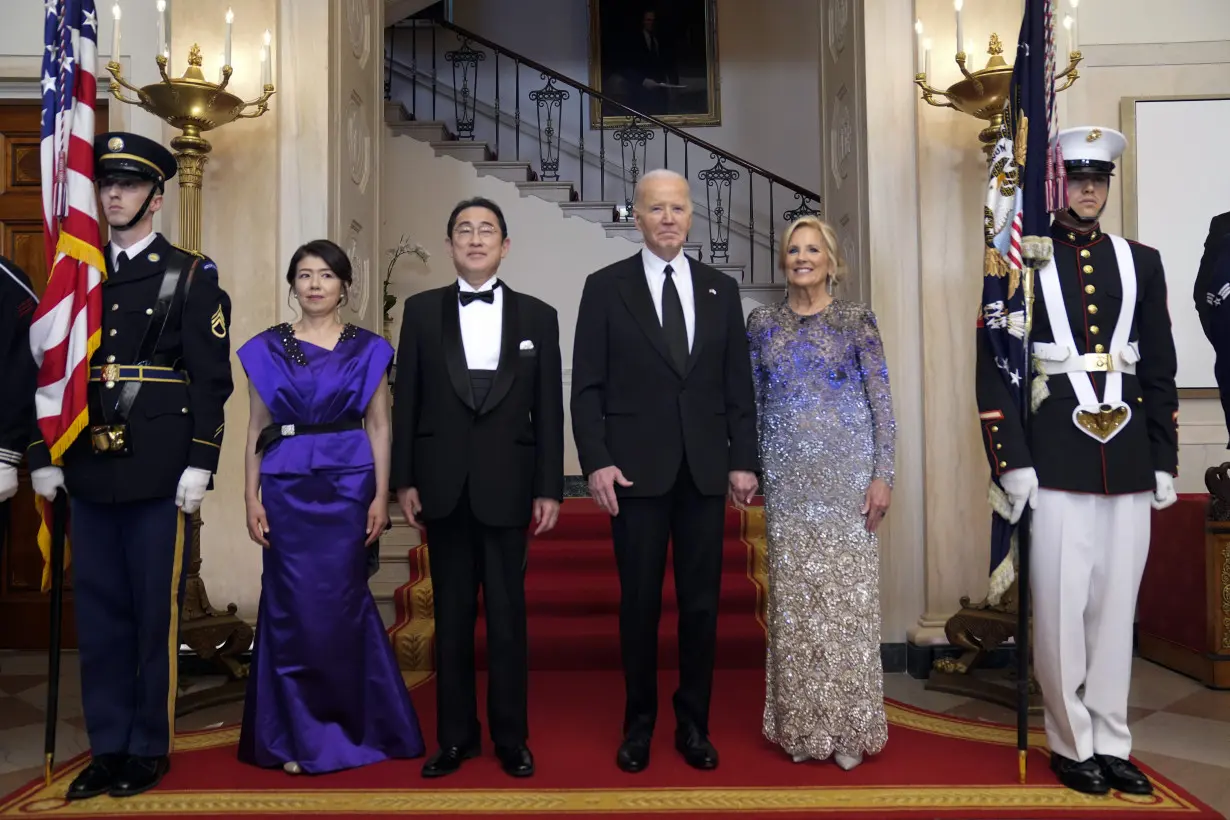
[587,0,722,128]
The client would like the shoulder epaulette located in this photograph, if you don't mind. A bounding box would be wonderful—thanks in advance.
[171,243,206,259]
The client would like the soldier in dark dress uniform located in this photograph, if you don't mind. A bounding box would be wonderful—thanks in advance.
[0,256,39,508]
[1196,218,1230,441]
[27,132,233,800]
[976,126,1178,796]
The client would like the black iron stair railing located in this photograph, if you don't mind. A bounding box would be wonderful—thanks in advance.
[384,16,821,283]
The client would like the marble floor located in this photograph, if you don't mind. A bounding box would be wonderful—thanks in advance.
[0,651,1227,816]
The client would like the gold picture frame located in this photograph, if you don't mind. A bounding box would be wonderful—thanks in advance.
[587,0,722,128]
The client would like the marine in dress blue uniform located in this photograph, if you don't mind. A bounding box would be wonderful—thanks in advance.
[975,127,1178,796]
[26,132,233,800]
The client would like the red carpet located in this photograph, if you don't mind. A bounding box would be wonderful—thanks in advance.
[1,669,1219,818]
[2,501,1220,817]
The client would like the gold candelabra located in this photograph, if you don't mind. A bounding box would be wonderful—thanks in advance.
[914,33,1081,157]
[105,44,274,251]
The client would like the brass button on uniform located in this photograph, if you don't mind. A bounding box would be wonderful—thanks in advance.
[1088,305,1098,315]
[145,308,153,316]
[109,328,117,337]
[1068,232,1076,241]
[1094,344,1105,353]
[1083,265,1094,274]
[1137,396,1143,403]
[991,425,999,433]
[999,461,1008,468]
[106,355,116,363]
[111,303,119,311]
[1090,325,1100,335]
[996,443,1003,450]
[1080,249,1091,259]
[1085,284,1095,294]
[181,407,189,414]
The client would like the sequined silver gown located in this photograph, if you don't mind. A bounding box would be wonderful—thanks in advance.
[747,298,896,761]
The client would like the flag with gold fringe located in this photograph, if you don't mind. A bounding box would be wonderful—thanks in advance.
[30,0,107,592]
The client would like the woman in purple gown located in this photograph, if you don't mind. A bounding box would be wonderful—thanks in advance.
[236,239,424,774]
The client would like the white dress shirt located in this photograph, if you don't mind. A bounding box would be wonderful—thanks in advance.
[458,275,503,370]
[641,247,695,351]
[110,230,157,270]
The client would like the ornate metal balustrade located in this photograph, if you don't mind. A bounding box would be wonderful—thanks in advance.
[384,16,822,282]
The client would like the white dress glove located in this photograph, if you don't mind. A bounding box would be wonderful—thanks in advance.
[0,465,18,503]
[1151,471,1177,511]
[999,467,1039,524]
[30,466,65,501]
[175,467,213,514]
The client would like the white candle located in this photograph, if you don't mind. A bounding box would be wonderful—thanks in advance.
[1064,15,1077,55]
[1068,0,1080,53]
[954,0,965,54]
[156,0,166,54]
[110,3,121,60]
[262,29,272,87]
[224,7,233,67]
[915,19,924,74]
[924,39,933,80]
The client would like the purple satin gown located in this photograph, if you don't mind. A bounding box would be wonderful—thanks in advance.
[235,323,424,773]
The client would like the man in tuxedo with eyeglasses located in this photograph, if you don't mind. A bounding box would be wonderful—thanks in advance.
[391,196,563,780]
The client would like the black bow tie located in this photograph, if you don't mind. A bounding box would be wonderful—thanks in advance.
[458,283,499,306]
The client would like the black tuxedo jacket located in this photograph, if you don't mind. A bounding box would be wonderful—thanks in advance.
[570,252,758,498]
[1196,211,1230,338]
[391,282,564,528]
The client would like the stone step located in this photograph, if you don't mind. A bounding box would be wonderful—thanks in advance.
[432,141,495,163]
[387,120,452,142]
[384,100,410,123]
[514,181,575,203]
[559,201,617,223]
[713,264,745,282]
[475,161,535,183]
[601,220,641,240]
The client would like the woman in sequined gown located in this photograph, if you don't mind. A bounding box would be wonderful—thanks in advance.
[747,216,896,770]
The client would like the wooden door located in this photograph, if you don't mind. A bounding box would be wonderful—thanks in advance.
[0,102,101,649]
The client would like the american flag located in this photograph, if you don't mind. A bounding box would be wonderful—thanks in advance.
[30,0,106,591]
[978,0,1062,600]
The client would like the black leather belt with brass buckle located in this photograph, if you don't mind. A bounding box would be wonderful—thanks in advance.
[90,364,188,388]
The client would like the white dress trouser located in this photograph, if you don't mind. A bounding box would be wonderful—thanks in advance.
[1030,488,1152,762]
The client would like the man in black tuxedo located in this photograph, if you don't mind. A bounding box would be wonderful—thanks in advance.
[571,169,759,773]
[392,197,564,779]
[1195,211,1230,339]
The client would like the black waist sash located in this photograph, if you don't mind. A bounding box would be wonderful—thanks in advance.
[469,368,496,409]
[255,419,364,454]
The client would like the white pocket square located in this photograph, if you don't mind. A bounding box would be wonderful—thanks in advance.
[519,339,535,350]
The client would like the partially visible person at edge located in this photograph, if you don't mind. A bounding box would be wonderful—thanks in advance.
[27,132,233,800]
[236,238,425,774]
[748,216,895,771]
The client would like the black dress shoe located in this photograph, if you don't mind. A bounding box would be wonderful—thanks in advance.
[1050,753,1110,795]
[1095,754,1153,794]
[616,735,650,773]
[421,745,479,778]
[495,745,534,777]
[110,755,169,797]
[66,754,127,800]
[675,727,719,770]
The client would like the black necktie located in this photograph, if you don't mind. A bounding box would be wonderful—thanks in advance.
[115,251,129,273]
[661,264,688,372]
[458,282,498,306]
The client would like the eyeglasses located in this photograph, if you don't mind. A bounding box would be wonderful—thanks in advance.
[453,224,499,239]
